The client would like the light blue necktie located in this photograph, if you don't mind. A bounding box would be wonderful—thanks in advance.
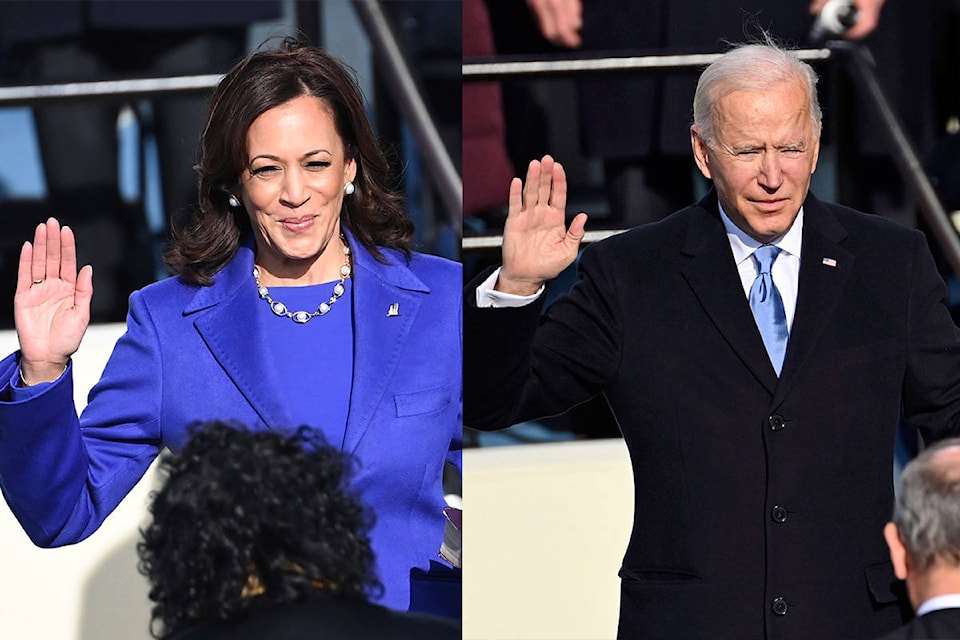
[750,245,789,375]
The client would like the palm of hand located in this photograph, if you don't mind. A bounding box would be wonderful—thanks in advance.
[15,219,92,376]
[15,279,88,364]
[502,193,575,283]
[499,155,587,293]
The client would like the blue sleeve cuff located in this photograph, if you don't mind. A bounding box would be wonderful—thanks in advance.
[6,361,69,402]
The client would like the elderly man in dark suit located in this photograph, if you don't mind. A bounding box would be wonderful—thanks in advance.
[877,439,960,640]
[463,39,960,639]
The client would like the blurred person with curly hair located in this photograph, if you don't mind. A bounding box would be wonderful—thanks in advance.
[0,37,461,615]
[138,420,461,640]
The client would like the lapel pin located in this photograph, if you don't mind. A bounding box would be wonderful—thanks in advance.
[822,257,837,268]
[387,303,400,317]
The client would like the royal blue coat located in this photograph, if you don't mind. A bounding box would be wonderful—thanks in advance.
[0,235,462,612]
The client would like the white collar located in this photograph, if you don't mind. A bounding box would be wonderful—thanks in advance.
[719,202,804,267]
[917,593,960,617]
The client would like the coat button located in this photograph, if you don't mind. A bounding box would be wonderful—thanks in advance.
[771,597,789,616]
[771,505,788,523]
[768,414,786,431]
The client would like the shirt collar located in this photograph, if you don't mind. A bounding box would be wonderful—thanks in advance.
[917,593,960,617]
[719,202,804,266]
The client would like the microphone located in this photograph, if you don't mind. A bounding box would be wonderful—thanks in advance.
[809,0,859,44]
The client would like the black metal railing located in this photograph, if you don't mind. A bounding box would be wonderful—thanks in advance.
[353,0,461,233]
[0,0,461,238]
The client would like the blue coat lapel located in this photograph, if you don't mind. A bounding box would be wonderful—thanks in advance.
[343,238,429,454]
[180,234,430,452]
[185,241,294,430]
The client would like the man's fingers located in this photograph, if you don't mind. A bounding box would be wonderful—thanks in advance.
[507,177,523,218]
[517,155,566,216]
[567,212,588,242]
[550,161,568,212]
[522,159,542,212]
[538,155,555,207]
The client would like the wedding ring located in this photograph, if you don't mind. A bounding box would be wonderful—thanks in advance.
[32,279,44,285]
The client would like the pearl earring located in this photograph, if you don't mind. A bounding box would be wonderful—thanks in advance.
[344,182,355,195]
[228,195,240,208]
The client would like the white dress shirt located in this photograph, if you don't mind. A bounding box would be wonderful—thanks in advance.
[720,203,802,332]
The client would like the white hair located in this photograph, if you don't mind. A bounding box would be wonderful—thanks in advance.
[893,438,960,569]
[693,40,823,147]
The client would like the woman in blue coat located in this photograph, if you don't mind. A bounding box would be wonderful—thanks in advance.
[0,39,461,615]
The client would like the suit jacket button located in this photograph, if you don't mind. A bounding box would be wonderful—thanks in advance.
[771,505,788,523]
[768,414,786,431]
[771,597,789,616]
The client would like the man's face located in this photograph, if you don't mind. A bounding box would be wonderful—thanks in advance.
[691,79,820,244]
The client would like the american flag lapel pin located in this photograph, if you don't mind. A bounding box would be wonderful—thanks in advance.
[822,257,838,268]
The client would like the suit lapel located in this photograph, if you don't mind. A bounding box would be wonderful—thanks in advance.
[183,235,431,450]
[773,195,852,405]
[341,240,429,454]
[679,195,780,394]
[187,242,293,429]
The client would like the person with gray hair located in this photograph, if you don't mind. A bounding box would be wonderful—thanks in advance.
[877,439,960,640]
[464,37,960,638]
[690,41,823,149]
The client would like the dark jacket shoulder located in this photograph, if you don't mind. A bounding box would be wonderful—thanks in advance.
[172,596,461,640]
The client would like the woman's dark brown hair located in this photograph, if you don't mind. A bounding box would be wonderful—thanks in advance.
[164,37,413,286]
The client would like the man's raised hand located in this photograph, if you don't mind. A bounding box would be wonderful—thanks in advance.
[497,155,588,295]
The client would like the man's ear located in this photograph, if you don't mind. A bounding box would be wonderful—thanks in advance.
[884,522,909,580]
[809,137,821,176]
[690,126,713,180]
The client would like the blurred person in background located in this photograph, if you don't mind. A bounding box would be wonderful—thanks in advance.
[877,438,960,640]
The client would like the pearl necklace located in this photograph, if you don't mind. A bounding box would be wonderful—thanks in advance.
[253,236,352,324]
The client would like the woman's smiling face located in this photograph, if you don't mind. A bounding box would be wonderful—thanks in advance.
[239,95,356,281]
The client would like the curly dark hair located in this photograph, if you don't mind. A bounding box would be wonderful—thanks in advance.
[137,421,382,639]
[164,37,414,286]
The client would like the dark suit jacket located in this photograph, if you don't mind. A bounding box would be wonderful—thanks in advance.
[172,595,462,640]
[876,607,960,640]
[464,191,960,639]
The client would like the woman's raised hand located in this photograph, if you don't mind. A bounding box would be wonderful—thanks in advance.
[14,218,93,385]
[497,155,588,295]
